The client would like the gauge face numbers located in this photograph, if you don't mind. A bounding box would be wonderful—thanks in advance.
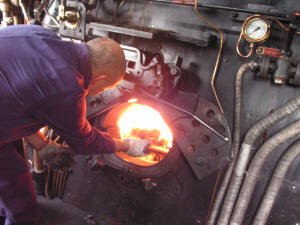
[243,18,270,43]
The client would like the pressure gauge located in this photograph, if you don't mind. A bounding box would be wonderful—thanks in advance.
[242,17,271,43]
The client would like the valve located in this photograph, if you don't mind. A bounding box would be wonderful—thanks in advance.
[255,21,300,87]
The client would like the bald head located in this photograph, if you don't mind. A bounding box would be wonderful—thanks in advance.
[86,38,126,96]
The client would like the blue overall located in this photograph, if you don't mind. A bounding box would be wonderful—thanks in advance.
[0,25,115,224]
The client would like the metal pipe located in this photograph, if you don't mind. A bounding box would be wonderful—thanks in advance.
[252,139,300,225]
[59,169,68,198]
[34,0,50,19]
[208,62,257,225]
[229,120,300,225]
[54,170,62,196]
[207,154,234,225]
[215,72,300,224]
[194,0,224,114]
[142,0,289,19]
[136,88,229,142]
[57,170,64,197]
[52,169,58,196]
[19,0,30,23]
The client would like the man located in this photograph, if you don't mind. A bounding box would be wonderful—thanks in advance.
[0,25,149,225]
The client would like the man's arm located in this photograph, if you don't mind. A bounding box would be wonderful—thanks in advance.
[113,138,130,152]
[25,131,77,169]
[25,131,49,150]
[25,131,129,152]
[28,90,127,155]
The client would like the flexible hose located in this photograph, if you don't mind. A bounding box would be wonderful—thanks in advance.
[216,78,300,224]
[216,94,300,225]
[229,120,300,225]
[207,160,234,225]
[208,62,257,225]
[252,139,300,225]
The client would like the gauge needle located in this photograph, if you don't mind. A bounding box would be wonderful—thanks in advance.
[249,27,261,34]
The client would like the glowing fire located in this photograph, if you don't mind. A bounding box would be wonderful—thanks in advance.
[117,103,173,149]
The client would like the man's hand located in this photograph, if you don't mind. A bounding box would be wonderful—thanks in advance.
[125,138,151,157]
[38,142,76,169]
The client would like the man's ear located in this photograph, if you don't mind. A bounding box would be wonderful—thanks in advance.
[91,75,110,84]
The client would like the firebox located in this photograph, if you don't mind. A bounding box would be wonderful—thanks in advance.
[88,85,231,180]
[82,44,232,180]
[102,101,173,167]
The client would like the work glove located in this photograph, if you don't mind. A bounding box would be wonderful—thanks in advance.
[125,138,151,157]
[38,142,76,169]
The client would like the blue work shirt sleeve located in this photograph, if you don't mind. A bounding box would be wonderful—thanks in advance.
[29,90,115,155]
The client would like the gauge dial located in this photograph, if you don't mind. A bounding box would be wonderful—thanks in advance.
[243,18,270,43]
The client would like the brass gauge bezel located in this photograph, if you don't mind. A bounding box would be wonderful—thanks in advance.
[242,17,271,43]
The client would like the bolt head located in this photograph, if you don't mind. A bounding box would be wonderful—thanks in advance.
[170,68,177,75]
[187,145,195,153]
[196,157,205,166]
[257,48,263,54]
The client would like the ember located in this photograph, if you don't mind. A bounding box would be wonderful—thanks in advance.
[117,104,173,150]
[102,102,173,165]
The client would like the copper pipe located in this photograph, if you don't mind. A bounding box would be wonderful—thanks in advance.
[56,171,63,197]
[59,169,68,198]
[236,14,270,58]
[194,0,224,114]
[52,170,58,196]
[205,168,223,225]
[236,32,254,58]
[55,171,62,196]
[265,16,300,35]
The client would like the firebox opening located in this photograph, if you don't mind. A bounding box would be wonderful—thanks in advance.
[102,101,173,167]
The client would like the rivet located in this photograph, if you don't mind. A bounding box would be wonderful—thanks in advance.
[196,157,205,166]
[187,145,195,153]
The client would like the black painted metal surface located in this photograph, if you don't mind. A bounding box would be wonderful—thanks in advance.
[57,0,300,224]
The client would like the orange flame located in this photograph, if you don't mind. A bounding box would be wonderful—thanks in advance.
[128,98,138,103]
[117,103,173,149]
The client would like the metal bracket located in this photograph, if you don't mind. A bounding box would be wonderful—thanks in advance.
[59,1,86,40]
